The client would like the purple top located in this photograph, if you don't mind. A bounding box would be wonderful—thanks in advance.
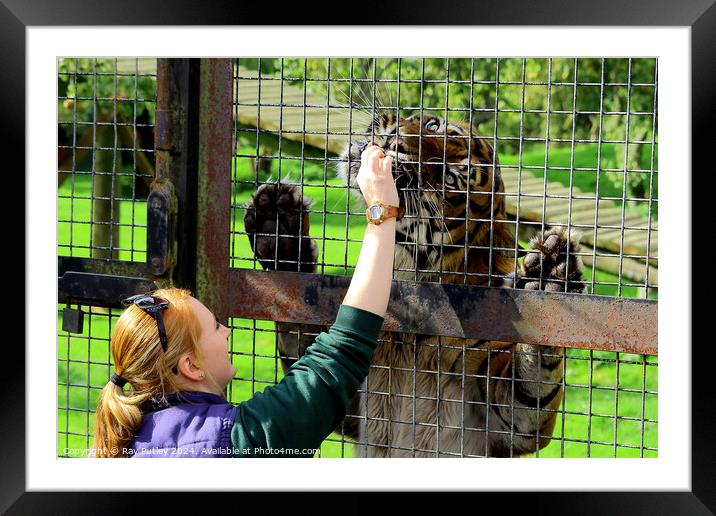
[128,391,237,458]
[125,305,385,458]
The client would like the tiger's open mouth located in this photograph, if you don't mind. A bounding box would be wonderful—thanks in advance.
[346,138,420,202]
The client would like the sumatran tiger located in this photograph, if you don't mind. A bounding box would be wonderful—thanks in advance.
[243,112,584,457]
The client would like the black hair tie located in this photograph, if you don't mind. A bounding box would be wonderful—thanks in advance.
[110,373,128,388]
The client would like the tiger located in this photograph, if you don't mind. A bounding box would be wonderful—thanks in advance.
[243,112,585,457]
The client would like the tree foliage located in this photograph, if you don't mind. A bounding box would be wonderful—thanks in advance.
[239,57,657,199]
[57,58,657,200]
[58,58,156,126]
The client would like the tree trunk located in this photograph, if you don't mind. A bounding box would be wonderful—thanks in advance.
[91,121,121,260]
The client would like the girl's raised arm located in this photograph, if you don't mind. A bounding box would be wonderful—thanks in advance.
[342,144,398,318]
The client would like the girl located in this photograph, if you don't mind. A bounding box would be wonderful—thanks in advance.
[92,145,398,457]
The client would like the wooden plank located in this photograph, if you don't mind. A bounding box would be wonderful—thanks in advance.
[114,58,157,75]
[234,66,373,154]
[589,210,653,228]
[579,243,658,285]
[503,171,656,223]
[506,203,657,259]
[621,230,658,256]
[502,172,552,191]
[234,107,370,131]
[501,167,657,257]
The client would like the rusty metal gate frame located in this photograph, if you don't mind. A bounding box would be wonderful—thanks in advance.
[194,58,658,356]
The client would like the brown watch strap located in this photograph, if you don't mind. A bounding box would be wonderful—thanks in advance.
[384,204,405,221]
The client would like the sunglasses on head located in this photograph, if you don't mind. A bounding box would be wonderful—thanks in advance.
[122,294,177,374]
[122,294,170,348]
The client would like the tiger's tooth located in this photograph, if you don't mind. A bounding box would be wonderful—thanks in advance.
[386,150,411,162]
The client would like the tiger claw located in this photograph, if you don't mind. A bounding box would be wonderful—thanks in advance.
[517,227,585,293]
[243,181,317,272]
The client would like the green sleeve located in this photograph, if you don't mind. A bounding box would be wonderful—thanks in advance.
[230,304,384,457]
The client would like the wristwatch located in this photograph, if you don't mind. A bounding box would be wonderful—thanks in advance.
[366,201,404,225]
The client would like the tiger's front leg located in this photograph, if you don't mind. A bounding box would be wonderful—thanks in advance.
[490,227,584,456]
[243,180,325,371]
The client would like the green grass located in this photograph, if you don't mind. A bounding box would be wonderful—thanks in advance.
[533,349,658,458]
[57,308,115,456]
[58,171,148,261]
[58,149,657,458]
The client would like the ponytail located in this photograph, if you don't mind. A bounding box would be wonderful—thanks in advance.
[91,288,203,458]
[92,382,145,457]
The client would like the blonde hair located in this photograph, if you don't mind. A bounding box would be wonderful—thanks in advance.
[91,288,204,458]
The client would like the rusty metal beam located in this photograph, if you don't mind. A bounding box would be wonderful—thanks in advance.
[58,272,157,308]
[229,268,658,355]
[195,59,233,324]
[58,256,147,278]
[58,257,156,307]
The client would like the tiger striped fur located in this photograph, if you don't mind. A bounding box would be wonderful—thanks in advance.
[243,112,584,457]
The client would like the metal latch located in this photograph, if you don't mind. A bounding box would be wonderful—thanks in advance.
[147,189,174,276]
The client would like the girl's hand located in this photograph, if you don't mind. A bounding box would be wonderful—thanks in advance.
[357,144,399,207]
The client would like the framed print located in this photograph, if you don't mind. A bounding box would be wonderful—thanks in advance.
[9,0,712,513]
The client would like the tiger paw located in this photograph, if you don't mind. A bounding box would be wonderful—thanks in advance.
[518,227,584,293]
[243,181,318,272]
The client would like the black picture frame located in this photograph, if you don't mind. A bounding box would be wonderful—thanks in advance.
[9,0,711,513]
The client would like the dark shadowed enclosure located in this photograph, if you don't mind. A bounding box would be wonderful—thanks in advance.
[58,57,657,458]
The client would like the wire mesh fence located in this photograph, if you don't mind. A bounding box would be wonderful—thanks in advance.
[223,319,657,458]
[57,57,157,456]
[57,57,657,458]
[229,57,657,457]
[58,57,156,261]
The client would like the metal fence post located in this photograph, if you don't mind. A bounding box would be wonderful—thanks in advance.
[195,58,233,324]
[153,58,201,291]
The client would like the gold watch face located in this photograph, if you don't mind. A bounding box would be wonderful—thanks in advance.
[368,204,384,221]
